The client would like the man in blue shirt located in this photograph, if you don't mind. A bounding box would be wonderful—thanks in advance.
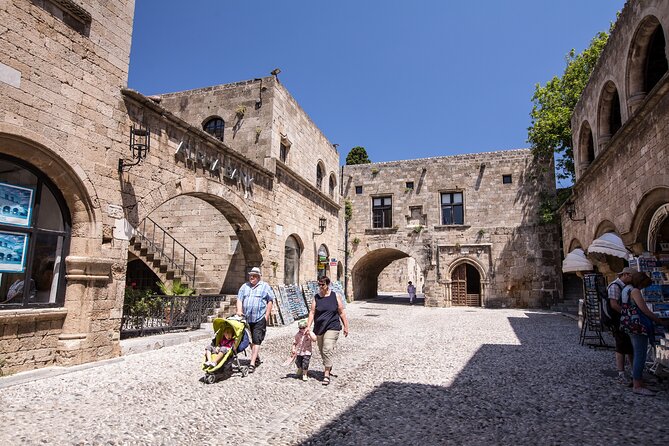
[236,267,274,373]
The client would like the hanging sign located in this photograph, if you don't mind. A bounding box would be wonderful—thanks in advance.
[0,182,34,228]
[330,258,338,266]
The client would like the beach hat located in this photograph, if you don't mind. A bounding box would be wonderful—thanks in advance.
[618,267,635,275]
[248,267,262,276]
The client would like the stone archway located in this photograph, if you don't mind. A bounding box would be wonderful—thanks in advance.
[446,257,488,307]
[350,246,425,302]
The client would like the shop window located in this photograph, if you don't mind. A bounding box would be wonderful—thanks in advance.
[0,155,70,309]
[372,196,392,228]
[502,175,512,184]
[355,186,363,195]
[203,117,225,141]
[441,192,464,225]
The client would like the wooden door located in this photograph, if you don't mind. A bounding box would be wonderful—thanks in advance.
[451,264,467,306]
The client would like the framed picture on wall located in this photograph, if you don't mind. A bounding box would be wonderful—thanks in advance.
[0,182,34,227]
[0,231,28,273]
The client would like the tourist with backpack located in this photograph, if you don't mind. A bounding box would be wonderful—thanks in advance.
[604,267,634,385]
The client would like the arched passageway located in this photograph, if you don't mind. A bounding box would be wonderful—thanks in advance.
[352,248,420,301]
[129,192,262,295]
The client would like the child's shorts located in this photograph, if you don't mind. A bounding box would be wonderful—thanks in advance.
[295,355,311,370]
[206,345,230,355]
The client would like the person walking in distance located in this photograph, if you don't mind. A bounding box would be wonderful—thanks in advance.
[407,281,416,305]
[236,267,274,373]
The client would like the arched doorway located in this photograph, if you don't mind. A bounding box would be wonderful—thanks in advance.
[284,235,301,285]
[451,263,481,306]
[317,244,329,278]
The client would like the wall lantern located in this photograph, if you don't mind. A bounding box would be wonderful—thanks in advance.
[318,217,327,234]
[119,124,151,172]
[565,200,586,223]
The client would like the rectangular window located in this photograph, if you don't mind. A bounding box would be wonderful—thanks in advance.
[502,174,512,184]
[441,192,464,225]
[372,196,392,228]
[405,181,414,190]
[355,186,363,195]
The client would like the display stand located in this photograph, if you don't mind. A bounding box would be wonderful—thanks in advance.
[580,273,611,349]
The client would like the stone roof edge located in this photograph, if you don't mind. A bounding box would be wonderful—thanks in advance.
[155,77,270,98]
[346,148,533,168]
[121,88,275,179]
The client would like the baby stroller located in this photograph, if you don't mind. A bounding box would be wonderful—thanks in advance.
[202,316,251,384]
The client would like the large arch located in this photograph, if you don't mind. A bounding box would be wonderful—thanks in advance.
[135,177,263,267]
[626,15,668,112]
[628,186,669,253]
[284,234,304,285]
[350,246,425,301]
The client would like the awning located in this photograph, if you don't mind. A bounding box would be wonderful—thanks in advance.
[562,248,593,273]
[587,233,631,260]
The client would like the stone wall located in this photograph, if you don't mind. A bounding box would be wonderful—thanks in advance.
[344,150,561,307]
[0,0,135,374]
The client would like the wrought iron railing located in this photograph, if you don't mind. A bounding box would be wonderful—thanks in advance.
[135,216,198,288]
[120,294,226,339]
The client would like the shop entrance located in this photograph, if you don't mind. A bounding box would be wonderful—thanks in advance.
[451,263,481,306]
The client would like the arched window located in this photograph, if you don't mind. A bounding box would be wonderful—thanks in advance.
[627,17,668,112]
[0,155,70,308]
[577,121,595,179]
[598,81,622,147]
[329,174,337,197]
[284,235,301,285]
[203,117,225,141]
[645,25,668,93]
[316,163,324,190]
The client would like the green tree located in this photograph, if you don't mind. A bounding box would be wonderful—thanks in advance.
[345,146,371,165]
[528,30,611,184]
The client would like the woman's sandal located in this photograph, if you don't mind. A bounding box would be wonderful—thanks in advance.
[322,376,330,386]
[248,364,255,373]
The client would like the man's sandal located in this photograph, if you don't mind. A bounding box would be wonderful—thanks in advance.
[322,376,330,386]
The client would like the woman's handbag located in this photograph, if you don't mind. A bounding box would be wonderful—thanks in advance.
[620,289,654,339]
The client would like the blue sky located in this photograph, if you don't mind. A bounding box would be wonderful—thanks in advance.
[128,1,625,173]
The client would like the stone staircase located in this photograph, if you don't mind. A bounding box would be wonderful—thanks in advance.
[206,294,238,322]
[129,236,220,295]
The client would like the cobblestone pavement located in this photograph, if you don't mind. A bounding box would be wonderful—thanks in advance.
[2,299,668,445]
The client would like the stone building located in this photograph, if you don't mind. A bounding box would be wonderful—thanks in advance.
[0,0,341,375]
[560,0,669,365]
[0,0,563,375]
[343,150,561,308]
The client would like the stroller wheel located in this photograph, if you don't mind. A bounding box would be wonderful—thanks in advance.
[241,366,249,377]
[205,374,216,384]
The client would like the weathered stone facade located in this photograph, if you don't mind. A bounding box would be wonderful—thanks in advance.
[343,150,561,308]
[562,0,669,366]
[0,0,135,374]
[0,0,564,376]
[0,1,341,374]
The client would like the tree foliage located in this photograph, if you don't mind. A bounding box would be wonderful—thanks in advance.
[345,146,371,165]
[528,30,611,183]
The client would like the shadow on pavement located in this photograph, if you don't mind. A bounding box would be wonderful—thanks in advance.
[356,293,425,306]
[297,312,667,445]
